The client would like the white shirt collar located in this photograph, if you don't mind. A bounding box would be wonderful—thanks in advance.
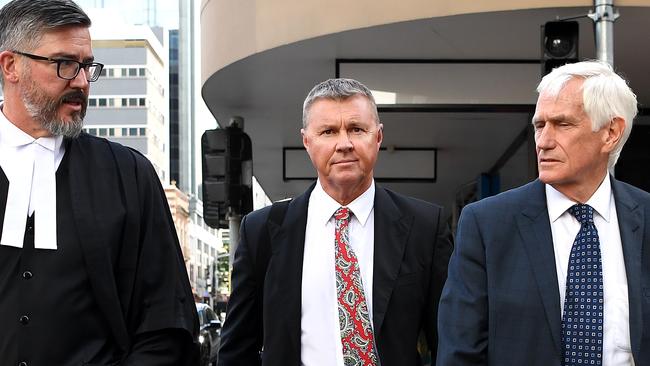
[545,174,612,223]
[0,107,63,151]
[310,180,375,226]
[0,105,63,250]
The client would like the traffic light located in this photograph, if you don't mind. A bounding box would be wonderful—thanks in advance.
[541,21,579,76]
[201,122,253,229]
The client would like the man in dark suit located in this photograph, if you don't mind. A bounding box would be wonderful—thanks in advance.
[218,78,452,365]
[0,0,198,364]
[437,60,648,366]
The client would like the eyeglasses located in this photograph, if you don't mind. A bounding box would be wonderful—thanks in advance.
[12,50,104,82]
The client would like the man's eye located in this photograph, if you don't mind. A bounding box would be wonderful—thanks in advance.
[322,129,333,135]
[59,60,77,67]
[351,127,363,133]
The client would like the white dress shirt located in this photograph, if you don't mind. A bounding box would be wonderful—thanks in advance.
[0,108,64,250]
[546,175,634,366]
[301,180,375,366]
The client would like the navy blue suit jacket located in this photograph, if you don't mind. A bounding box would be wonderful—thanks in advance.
[437,178,650,365]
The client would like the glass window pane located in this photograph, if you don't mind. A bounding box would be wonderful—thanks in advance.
[139,68,145,76]
[129,98,137,106]
[129,128,137,136]
[139,98,146,106]
[108,98,115,107]
[129,68,137,76]
[121,98,127,107]
[139,128,146,136]
[109,128,115,136]
[121,128,127,136]
[121,68,127,77]
[99,128,107,136]
[88,128,97,135]
[89,99,96,107]
[98,98,107,107]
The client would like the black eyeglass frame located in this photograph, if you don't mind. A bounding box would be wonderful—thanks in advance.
[12,50,104,82]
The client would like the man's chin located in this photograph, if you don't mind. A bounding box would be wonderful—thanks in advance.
[44,118,84,138]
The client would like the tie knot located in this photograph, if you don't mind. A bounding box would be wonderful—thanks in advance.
[334,206,350,222]
[568,203,594,224]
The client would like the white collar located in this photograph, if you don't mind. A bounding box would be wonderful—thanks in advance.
[309,180,375,226]
[0,108,63,151]
[0,106,62,250]
[545,174,612,223]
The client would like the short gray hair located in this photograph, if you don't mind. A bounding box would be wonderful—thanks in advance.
[537,60,638,168]
[0,0,91,85]
[302,78,379,128]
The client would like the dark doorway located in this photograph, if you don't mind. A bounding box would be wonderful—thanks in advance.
[616,125,650,193]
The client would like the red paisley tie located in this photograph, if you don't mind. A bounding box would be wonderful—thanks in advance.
[334,207,378,366]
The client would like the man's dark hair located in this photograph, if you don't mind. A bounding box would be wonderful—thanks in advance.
[0,0,91,84]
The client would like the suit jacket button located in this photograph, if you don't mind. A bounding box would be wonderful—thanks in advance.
[19,315,29,325]
[22,271,33,280]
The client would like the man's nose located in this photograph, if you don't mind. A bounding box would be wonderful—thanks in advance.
[535,125,556,150]
[69,68,89,89]
[335,131,353,151]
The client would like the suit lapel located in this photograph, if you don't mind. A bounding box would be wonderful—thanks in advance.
[372,186,411,339]
[266,186,312,361]
[611,178,644,359]
[516,180,562,355]
[0,167,7,236]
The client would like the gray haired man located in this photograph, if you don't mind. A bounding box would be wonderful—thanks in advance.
[0,0,198,364]
[218,78,452,366]
[437,61,649,366]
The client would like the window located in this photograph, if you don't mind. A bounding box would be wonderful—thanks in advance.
[109,129,115,137]
[121,69,127,77]
[129,128,137,136]
[122,128,127,136]
[139,128,146,136]
[129,98,137,106]
[89,99,97,107]
[129,68,138,77]
[99,128,107,136]
[139,68,146,77]
[88,128,97,135]
[98,98,107,107]
[108,98,115,107]
[121,98,128,107]
[138,98,146,106]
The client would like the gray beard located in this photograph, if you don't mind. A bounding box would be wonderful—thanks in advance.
[21,83,86,138]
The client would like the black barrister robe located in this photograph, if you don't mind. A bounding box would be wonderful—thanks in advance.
[0,133,199,364]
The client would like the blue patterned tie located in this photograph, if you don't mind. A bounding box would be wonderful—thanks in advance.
[561,204,603,366]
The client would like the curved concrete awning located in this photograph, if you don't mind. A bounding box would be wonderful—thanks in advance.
[200,1,650,212]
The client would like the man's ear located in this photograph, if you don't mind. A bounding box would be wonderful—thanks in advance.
[0,50,19,84]
[603,117,625,153]
[376,123,383,146]
[301,128,309,151]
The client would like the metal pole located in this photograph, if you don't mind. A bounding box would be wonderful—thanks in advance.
[589,0,619,65]
[228,211,241,271]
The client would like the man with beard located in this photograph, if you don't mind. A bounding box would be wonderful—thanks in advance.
[0,0,198,365]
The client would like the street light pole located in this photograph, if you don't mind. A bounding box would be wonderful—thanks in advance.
[589,0,619,65]
[228,209,240,271]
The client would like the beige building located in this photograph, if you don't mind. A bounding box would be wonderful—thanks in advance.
[165,183,191,273]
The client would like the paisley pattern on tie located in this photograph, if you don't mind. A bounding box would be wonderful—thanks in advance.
[334,207,378,366]
[561,203,603,366]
